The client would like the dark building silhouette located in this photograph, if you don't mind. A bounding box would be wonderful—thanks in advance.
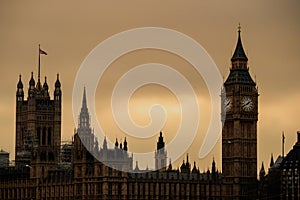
[221,25,259,199]
[15,72,62,179]
[280,132,300,199]
[72,87,133,175]
[1,26,293,199]
[155,131,167,171]
[259,131,300,199]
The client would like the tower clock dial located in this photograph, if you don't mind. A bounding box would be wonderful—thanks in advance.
[241,96,254,111]
[224,97,232,112]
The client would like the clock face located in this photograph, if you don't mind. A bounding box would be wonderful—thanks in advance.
[224,97,232,112]
[241,96,254,111]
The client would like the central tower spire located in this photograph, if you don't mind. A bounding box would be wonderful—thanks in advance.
[79,87,90,129]
[82,86,88,111]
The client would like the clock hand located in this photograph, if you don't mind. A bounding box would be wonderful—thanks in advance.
[242,101,250,108]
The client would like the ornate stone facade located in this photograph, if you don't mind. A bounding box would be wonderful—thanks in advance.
[221,26,258,199]
[15,72,62,179]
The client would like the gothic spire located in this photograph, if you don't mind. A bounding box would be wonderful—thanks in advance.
[212,157,216,167]
[81,86,87,112]
[36,77,42,91]
[134,161,139,171]
[180,159,186,171]
[231,24,248,62]
[103,136,107,150]
[43,76,49,97]
[29,72,35,87]
[54,73,62,100]
[192,161,198,173]
[123,137,128,151]
[43,76,48,89]
[260,162,265,173]
[270,153,274,168]
[224,25,255,86]
[115,138,119,148]
[212,157,216,175]
[17,74,23,89]
[186,153,189,164]
[168,158,172,171]
[78,87,90,129]
[259,162,265,180]
[186,153,190,170]
[55,73,61,88]
[157,131,165,151]
[16,75,24,100]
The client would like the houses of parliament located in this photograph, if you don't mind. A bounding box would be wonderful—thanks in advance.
[0,28,299,199]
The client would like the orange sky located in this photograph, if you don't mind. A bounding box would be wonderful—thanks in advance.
[0,0,300,173]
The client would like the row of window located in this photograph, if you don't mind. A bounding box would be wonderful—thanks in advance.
[0,181,222,199]
[37,127,52,146]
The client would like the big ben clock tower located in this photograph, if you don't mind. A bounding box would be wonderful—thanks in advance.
[221,26,258,199]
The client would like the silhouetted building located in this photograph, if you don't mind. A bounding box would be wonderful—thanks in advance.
[221,25,258,199]
[0,26,276,199]
[155,131,167,171]
[15,71,62,179]
[281,131,300,199]
[258,132,300,199]
[72,87,133,175]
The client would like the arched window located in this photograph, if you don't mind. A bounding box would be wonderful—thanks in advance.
[37,127,41,145]
[48,127,52,145]
[42,127,46,145]
[42,167,44,177]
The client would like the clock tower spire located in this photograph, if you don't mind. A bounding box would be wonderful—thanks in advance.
[221,25,258,199]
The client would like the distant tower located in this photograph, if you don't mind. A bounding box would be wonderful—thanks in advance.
[180,154,191,173]
[155,131,167,171]
[72,88,133,173]
[212,158,216,177]
[72,87,96,178]
[77,87,95,152]
[15,70,62,178]
[221,25,258,198]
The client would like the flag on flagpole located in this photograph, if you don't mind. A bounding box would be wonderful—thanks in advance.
[39,48,47,55]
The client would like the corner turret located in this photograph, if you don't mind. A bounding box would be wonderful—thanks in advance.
[28,72,35,98]
[54,73,61,101]
[43,76,49,97]
[123,137,128,151]
[16,75,24,101]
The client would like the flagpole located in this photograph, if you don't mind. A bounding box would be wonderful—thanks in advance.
[282,131,285,158]
[38,44,41,81]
